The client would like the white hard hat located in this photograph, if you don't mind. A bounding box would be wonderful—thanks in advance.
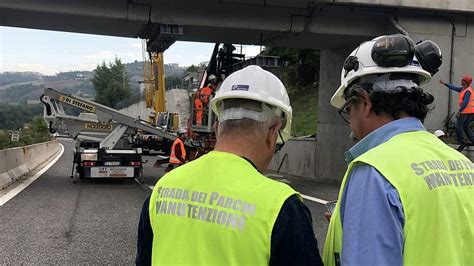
[331,34,440,108]
[208,74,217,80]
[433,129,445,138]
[210,65,292,141]
[177,128,187,135]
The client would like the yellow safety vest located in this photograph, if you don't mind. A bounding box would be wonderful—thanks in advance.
[149,151,297,265]
[324,131,474,266]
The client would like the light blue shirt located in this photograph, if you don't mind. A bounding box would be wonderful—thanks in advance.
[340,117,426,265]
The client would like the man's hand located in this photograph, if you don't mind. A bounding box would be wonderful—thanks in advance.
[439,80,446,85]
[456,112,460,118]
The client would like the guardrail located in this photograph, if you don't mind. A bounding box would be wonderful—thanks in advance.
[0,140,60,189]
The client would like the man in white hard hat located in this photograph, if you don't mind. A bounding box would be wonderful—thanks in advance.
[136,65,323,265]
[323,34,473,266]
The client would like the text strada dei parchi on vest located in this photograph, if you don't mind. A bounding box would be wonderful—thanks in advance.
[154,186,256,231]
[411,159,474,190]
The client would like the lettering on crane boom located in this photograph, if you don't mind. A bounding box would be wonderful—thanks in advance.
[59,95,96,112]
[85,123,113,131]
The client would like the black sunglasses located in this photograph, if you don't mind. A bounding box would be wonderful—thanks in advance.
[269,122,286,154]
[338,96,358,123]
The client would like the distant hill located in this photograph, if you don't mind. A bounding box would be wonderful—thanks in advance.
[0,62,187,104]
[0,72,43,86]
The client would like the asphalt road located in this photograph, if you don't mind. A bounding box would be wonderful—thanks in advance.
[0,139,339,263]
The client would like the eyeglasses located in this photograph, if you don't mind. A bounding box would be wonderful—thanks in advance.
[269,122,286,154]
[338,97,357,123]
[275,130,285,154]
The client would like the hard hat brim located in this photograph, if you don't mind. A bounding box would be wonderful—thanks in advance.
[330,84,346,109]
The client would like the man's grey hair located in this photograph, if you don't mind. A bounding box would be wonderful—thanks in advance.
[217,98,281,137]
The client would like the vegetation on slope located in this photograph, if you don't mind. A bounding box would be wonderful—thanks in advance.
[261,47,320,137]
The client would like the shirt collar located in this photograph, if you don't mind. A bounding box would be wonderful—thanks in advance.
[344,117,426,164]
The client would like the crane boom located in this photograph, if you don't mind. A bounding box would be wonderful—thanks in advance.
[41,88,177,141]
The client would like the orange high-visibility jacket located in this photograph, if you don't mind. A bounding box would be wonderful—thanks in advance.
[169,138,186,164]
[459,86,474,114]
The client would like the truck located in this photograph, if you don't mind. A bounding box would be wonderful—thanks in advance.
[41,43,279,181]
[40,88,178,182]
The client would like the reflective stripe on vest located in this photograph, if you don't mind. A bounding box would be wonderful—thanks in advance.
[323,131,473,266]
[458,86,474,114]
[169,138,185,164]
[149,151,297,265]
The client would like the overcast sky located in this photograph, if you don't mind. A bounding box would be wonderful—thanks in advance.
[0,26,263,75]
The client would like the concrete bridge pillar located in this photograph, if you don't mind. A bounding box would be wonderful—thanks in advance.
[315,46,357,183]
[314,15,474,183]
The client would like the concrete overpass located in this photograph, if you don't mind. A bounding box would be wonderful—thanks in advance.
[1,0,473,182]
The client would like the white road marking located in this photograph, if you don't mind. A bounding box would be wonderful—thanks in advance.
[301,194,328,204]
[266,174,284,178]
[134,178,154,191]
[135,177,329,205]
[0,143,65,206]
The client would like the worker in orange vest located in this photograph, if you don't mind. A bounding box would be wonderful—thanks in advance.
[440,75,474,151]
[194,96,204,127]
[200,74,218,105]
[167,128,187,171]
[194,74,218,127]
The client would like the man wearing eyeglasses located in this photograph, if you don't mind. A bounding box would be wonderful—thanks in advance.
[136,65,323,265]
[324,35,473,266]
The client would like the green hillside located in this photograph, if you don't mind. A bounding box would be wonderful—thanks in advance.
[261,47,320,137]
[290,88,318,137]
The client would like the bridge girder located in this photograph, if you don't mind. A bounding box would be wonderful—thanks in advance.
[1,0,400,50]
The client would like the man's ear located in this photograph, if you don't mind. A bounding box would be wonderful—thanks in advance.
[213,121,219,137]
[359,90,373,118]
[266,121,282,149]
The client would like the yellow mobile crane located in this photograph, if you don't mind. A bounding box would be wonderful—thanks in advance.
[143,41,165,123]
[139,41,179,154]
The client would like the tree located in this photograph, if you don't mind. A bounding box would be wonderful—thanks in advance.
[165,75,182,90]
[186,65,199,72]
[0,116,51,150]
[260,47,320,137]
[260,47,320,94]
[92,57,132,108]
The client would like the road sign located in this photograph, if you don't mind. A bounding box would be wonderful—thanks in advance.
[11,133,20,142]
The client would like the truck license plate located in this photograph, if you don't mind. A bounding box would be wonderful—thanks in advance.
[90,167,134,178]
[104,161,121,166]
